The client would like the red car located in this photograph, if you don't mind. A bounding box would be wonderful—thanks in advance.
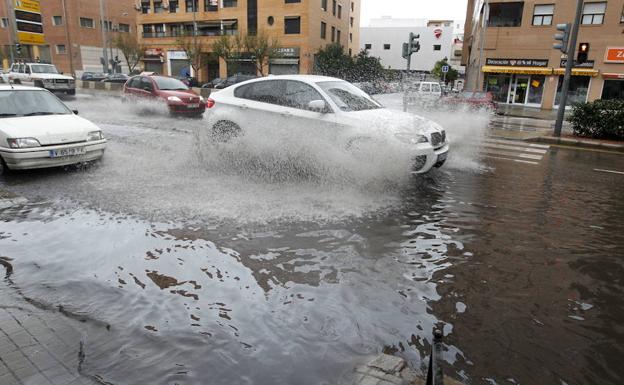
[444,91,497,111]
[122,74,207,117]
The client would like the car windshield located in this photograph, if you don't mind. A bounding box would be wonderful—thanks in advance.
[459,91,474,98]
[30,64,60,74]
[153,76,188,90]
[0,89,72,117]
[316,81,381,112]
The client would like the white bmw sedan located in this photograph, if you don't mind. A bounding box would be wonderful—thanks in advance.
[206,75,449,173]
[0,85,106,175]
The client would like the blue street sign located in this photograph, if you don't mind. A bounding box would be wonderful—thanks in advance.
[441,65,449,73]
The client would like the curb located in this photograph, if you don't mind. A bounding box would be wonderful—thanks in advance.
[526,136,624,153]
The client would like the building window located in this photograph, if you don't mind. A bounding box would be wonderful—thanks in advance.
[222,20,238,35]
[285,0,301,3]
[433,45,441,50]
[169,0,179,13]
[1,17,8,28]
[364,43,371,49]
[223,0,237,7]
[205,0,218,11]
[555,76,590,106]
[52,16,63,26]
[119,23,130,32]
[349,48,352,55]
[351,1,354,11]
[582,2,606,25]
[56,45,67,54]
[141,0,150,14]
[285,17,301,34]
[331,26,335,42]
[80,17,94,28]
[487,2,524,27]
[101,20,112,30]
[185,0,198,12]
[321,21,327,39]
[621,5,624,23]
[143,24,152,34]
[332,0,336,16]
[337,29,341,43]
[338,4,342,18]
[350,16,353,27]
[154,1,164,13]
[322,0,327,11]
[349,32,352,42]
[383,44,390,50]
[532,4,554,25]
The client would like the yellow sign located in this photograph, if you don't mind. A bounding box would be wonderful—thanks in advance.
[17,31,45,45]
[14,0,41,13]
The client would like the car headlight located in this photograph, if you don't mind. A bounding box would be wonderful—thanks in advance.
[394,133,428,144]
[167,96,182,102]
[69,79,75,84]
[43,79,53,83]
[87,131,103,141]
[199,95,205,102]
[7,138,41,148]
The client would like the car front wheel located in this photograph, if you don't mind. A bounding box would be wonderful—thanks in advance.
[211,120,240,142]
[0,156,9,176]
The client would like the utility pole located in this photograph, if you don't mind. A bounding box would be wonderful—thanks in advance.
[554,0,583,137]
[60,0,75,75]
[99,0,109,73]
[5,0,17,63]
[476,0,489,91]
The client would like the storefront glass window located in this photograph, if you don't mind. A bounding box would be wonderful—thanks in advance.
[485,74,511,103]
[555,76,590,106]
[601,80,624,100]
[527,75,545,105]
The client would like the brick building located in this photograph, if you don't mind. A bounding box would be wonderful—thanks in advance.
[462,0,624,110]
[1,0,137,75]
[136,0,361,82]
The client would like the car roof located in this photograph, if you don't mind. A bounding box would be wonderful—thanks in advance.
[0,84,43,91]
[232,75,343,88]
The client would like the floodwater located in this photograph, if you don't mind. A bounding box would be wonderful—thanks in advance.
[1,93,623,385]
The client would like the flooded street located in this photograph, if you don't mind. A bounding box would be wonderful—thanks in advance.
[1,93,624,385]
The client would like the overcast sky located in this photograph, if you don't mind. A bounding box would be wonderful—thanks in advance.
[360,0,469,26]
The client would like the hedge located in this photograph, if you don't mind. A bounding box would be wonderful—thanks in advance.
[568,99,624,141]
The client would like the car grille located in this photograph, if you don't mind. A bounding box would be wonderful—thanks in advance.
[183,96,199,103]
[55,79,69,84]
[431,131,446,148]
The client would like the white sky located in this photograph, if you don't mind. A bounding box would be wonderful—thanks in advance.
[360,0,469,26]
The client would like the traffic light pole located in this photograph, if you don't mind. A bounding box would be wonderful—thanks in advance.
[554,0,583,137]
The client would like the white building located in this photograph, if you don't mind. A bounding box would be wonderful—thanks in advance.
[360,17,463,73]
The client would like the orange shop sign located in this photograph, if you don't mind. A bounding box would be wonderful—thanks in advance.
[605,47,624,63]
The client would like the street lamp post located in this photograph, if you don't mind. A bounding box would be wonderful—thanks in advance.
[99,0,109,73]
[476,0,489,91]
[60,0,75,75]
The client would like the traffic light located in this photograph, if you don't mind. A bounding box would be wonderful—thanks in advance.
[553,23,571,54]
[409,33,420,54]
[15,43,21,55]
[402,43,409,59]
[577,42,589,64]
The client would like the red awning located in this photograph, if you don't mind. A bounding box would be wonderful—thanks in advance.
[602,73,624,79]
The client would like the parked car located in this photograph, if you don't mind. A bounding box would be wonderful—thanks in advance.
[403,81,443,106]
[176,76,200,88]
[102,73,129,83]
[122,74,207,117]
[0,85,106,175]
[201,77,225,89]
[81,72,107,81]
[443,91,498,110]
[8,63,76,95]
[213,74,258,89]
[205,75,449,173]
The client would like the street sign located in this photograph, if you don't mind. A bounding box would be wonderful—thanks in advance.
[14,0,45,45]
[441,65,449,73]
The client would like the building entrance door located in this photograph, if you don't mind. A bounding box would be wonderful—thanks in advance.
[510,75,529,104]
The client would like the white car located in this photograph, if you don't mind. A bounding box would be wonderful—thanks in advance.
[404,81,443,106]
[0,85,106,175]
[8,62,76,95]
[206,75,449,173]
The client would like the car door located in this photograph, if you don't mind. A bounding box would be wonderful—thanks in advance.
[280,80,336,132]
[137,76,157,100]
[231,79,289,132]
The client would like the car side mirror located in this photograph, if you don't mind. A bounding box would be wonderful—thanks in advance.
[308,100,328,113]
[72,109,79,115]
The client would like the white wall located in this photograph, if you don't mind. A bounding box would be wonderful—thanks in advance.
[79,45,129,74]
[360,26,454,72]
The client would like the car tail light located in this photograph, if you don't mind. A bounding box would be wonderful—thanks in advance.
[206,98,215,108]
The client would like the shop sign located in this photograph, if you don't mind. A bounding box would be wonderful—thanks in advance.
[168,50,189,60]
[14,0,45,45]
[486,58,548,67]
[145,48,163,56]
[434,29,443,39]
[604,47,624,63]
[560,59,594,68]
[276,47,300,58]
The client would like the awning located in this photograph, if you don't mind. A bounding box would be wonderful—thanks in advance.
[482,65,553,75]
[553,68,599,77]
[270,58,299,65]
[602,72,624,79]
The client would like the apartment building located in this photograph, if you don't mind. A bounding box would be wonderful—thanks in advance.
[0,0,136,74]
[463,0,624,110]
[137,0,361,82]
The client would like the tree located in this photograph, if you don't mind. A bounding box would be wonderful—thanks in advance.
[244,31,280,76]
[113,33,144,74]
[431,58,459,85]
[313,43,354,80]
[176,32,206,77]
[211,34,245,75]
[351,50,385,82]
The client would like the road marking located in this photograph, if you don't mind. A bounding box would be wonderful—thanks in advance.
[483,150,544,160]
[483,143,548,154]
[594,168,624,175]
[485,138,550,149]
[483,155,539,165]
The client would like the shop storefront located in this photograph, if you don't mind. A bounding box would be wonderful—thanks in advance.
[601,73,624,100]
[142,48,164,74]
[482,58,551,107]
[269,47,300,75]
[168,50,190,78]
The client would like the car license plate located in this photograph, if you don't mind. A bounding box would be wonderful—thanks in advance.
[187,104,199,109]
[437,152,448,163]
[49,147,86,158]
